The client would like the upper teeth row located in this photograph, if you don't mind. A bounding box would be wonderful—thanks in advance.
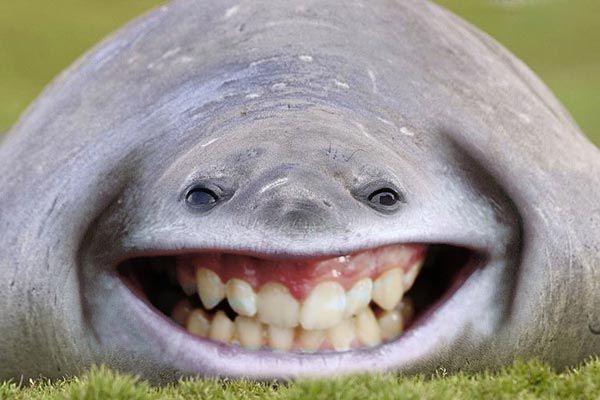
[192,260,422,331]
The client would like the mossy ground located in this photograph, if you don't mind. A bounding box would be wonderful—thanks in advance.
[2,359,600,400]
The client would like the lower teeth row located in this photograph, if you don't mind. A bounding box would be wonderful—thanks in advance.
[172,298,414,352]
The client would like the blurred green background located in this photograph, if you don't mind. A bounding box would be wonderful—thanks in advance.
[0,0,598,144]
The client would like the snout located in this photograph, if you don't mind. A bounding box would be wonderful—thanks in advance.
[244,163,348,235]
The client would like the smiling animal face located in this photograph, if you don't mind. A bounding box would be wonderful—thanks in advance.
[0,0,599,383]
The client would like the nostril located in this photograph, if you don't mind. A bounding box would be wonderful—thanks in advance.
[284,204,328,227]
[285,210,319,230]
[256,197,337,234]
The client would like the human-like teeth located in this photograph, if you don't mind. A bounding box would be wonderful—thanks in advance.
[344,278,373,317]
[196,268,225,309]
[234,316,264,349]
[226,279,257,317]
[176,266,197,296]
[209,310,235,342]
[300,281,346,330]
[267,325,295,351]
[298,328,326,352]
[186,309,211,337]
[171,299,193,326]
[372,268,404,311]
[398,297,415,323]
[403,259,424,291]
[355,308,382,346]
[327,319,356,351]
[377,310,403,341]
[257,283,300,328]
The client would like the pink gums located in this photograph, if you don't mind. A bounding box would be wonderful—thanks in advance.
[175,244,427,300]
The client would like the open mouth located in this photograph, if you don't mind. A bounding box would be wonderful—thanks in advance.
[118,244,476,353]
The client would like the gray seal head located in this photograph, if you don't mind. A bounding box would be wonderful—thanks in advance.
[1,0,599,383]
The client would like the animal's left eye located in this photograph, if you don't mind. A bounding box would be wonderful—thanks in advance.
[368,188,401,209]
[185,187,219,207]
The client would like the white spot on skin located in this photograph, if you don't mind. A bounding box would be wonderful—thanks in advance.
[400,127,415,137]
[518,113,532,124]
[259,177,289,194]
[201,138,220,148]
[266,19,342,30]
[272,83,287,90]
[352,121,374,140]
[333,79,350,89]
[249,56,281,68]
[224,5,240,19]
[245,93,262,99]
[367,69,377,93]
[377,117,395,127]
[299,55,313,62]
[127,54,141,65]
[176,56,194,64]
[162,47,181,60]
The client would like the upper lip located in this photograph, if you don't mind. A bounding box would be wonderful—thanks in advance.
[106,234,491,267]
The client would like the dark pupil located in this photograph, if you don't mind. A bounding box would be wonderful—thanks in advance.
[187,189,216,205]
[376,192,397,206]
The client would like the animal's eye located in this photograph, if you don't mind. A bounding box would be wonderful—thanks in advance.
[368,188,401,209]
[185,187,219,207]
[352,182,404,214]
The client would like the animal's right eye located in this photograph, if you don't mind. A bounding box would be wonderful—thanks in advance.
[352,182,405,214]
[185,187,219,207]
[368,188,401,209]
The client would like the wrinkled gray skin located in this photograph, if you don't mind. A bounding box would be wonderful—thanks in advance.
[1,0,599,384]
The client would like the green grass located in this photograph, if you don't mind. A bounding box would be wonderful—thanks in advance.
[0,1,598,144]
[2,359,600,399]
